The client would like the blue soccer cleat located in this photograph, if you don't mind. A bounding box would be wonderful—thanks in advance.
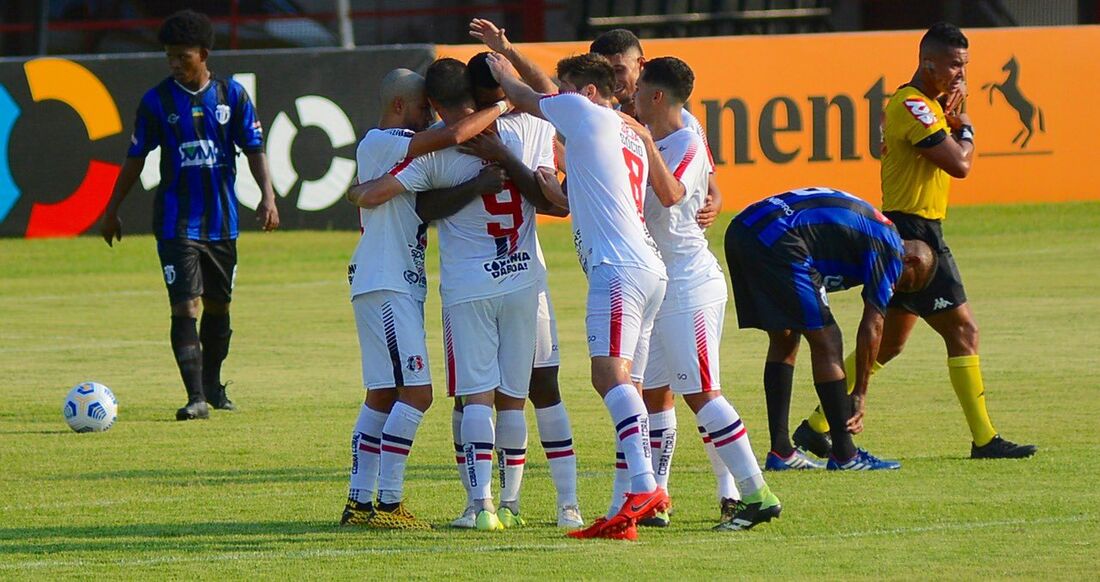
[765,449,825,471]
[826,448,902,471]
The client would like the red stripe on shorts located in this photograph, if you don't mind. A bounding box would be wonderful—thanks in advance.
[609,277,623,357]
[695,310,713,392]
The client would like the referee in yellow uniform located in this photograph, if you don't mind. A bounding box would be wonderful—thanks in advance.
[792,22,1036,460]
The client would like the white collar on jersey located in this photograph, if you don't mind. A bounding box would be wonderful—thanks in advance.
[174,79,212,96]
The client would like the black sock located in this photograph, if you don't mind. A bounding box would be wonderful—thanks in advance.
[763,362,796,456]
[170,316,204,403]
[200,312,232,393]
[814,379,857,461]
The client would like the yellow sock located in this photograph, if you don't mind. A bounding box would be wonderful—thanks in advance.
[806,352,883,434]
[947,355,998,446]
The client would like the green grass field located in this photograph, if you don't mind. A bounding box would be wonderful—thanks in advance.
[1,202,1098,579]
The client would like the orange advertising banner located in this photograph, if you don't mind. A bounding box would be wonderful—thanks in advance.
[439,26,1099,213]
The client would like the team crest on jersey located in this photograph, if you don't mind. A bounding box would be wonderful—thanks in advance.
[163,265,176,284]
[406,355,425,372]
[903,98,937,128]
[215,104,231,125]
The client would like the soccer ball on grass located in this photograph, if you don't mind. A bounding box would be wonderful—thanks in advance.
[62,382,118,433]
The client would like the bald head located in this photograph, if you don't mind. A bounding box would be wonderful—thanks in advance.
[378,68,430,131]
[898,239,938,293]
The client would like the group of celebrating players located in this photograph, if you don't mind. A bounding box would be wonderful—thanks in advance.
[101,10,1036,542]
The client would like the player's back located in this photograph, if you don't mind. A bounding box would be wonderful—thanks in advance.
[538,92,664,277]
[349,128,427,301]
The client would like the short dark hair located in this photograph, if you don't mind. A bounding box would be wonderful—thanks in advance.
[467,52,499,90]
[589,29,643,57]
[425,58,474,108]
[920,22,968,53]
[158,9,215,49]
[557,53,615,99]
[640,57,694,104]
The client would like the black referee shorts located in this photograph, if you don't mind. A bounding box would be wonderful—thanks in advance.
[884,211,967,317]
[156,238,237,306]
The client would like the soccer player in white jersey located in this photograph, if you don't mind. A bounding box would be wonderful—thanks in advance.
[463,50,584,529]
[589,29,745,520]
[487,51,671,541]
[632,57,781,531]
[340,67,507,529]
[351,58,559,532]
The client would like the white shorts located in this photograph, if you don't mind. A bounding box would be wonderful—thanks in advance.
[585,264,666,382]
[534,282,560,368]
[443,284,537,399]
[352,290,431,390]
[644,301,725,394]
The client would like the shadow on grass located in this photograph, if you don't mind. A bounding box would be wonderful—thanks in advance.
[62,465,478,486]
[0,429,70,435]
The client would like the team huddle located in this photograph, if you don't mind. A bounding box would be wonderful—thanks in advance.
[336,19,1035,539]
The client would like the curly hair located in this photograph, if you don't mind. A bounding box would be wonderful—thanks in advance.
[158,9,215,49]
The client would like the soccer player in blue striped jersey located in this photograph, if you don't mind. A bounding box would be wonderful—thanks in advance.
[100,9,279,421]
[724,188,936,472]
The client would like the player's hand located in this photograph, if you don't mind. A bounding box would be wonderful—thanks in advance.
[616,111,651,141]
[474,165,506,194]
[100,213,122,247]
[696,192,719,229]
[459,132,510,163]
[469,18,511,53]
[485,52,518,83]
[535,167,568,207]
[256,197,280,231]
[847,391,866,435]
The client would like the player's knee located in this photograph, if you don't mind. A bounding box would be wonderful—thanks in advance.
[878,340,905,363]
[365,388,397,413]
[642,387,673,411]
[399,386,433,412]
[171,298,201,318]
[201,298,230,315]
[528,368,561,408]
[949,320,980,354]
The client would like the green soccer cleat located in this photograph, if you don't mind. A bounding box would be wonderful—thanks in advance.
[475,509,505,531]
[713,486,781,531]
[497,506,526,528]
[638,510,670,528]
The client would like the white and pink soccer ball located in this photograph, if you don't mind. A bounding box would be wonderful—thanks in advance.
[62,382,118,433]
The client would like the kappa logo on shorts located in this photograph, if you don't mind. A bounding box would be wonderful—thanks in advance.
[163,265,176,285]
[932,297,954,310]
[819,286,830,307]
[406,355,425,372]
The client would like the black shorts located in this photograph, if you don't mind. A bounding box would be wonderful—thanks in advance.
[724,222,834,331]
[156,238,238,305]
[884,211,967,317]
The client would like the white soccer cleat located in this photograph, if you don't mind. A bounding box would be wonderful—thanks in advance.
[450,506,478,529]
[557,504,584,528]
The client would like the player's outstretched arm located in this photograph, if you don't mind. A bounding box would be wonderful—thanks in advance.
[406,101,508,159]
[849,301,886,435]
[487,53,546,119]
[99,157,145,246]
[469,18,557,94]
[246,152,280,231]
[415,166,505,222]
[347,174,407,209]
[696,175,723,229]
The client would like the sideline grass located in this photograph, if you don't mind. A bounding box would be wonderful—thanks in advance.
[1,202,1098,579]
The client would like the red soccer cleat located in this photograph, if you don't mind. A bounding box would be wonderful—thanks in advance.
[565,515,638,541]
[615,487,670,522]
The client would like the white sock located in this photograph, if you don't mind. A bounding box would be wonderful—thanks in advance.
[603,384,656,493]
[696,398,765,497]
[648,408,677,494]
[452,408,472,507]
[377,401,424,505]
[535,402,578,507]
[699,425,739,501]
[461,403,495,505]
[348,403,387,504]
[495,409,527,512]
[607,444,630,519]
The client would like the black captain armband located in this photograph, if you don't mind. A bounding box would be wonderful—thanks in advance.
[915,129,947,148]
[956,124,974,143]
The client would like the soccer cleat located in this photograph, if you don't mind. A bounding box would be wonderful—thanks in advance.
[175,400,209,421]
[971,435,1038,459]
[793,419,832,458]
[714,486,782,531]
[638,510,670,528]
[614,487,670,522]
[367,502,432,530]
[497,506,526,528]
[557,504,584,528]
[765,449,825,471]
[340,500,374,526]
[720,497,739,523]
[826,448,902,471]
[450,506,478,529]
[475,509,505,531]
[205,383,236,411]
[566,515,637,541]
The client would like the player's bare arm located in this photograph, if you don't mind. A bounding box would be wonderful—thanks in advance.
[99,157,146,246]
[486,53,546,120]
[849,301,886,434]
[407,102,508,158]
[415,165,506,222]
[347,174,406,208]
[246,151,280,231]
[534,168,569,215]
[696,175,722,229]
[458,133,558,214]
[918,114,975,178]
[469,18,557,94]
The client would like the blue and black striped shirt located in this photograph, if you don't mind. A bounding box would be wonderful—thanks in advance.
[128,75,263,241]
[733,187,904,312]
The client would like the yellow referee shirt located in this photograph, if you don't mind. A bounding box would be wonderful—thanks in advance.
[881,85,952,220]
